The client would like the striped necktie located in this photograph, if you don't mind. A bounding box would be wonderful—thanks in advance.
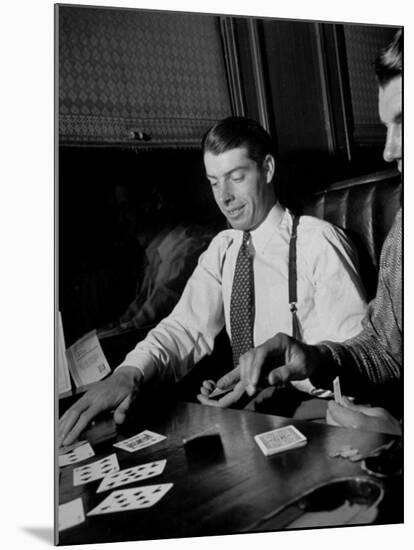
[230,231,255,367]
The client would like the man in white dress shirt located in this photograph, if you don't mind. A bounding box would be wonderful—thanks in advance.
[59,116,366,446]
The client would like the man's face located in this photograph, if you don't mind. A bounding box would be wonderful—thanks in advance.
[379,75,402,172]
[204,147,275,231]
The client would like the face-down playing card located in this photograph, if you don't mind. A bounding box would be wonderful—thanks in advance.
[254,425,307,456]
[113,430,166,453]
[333,376,344,405]
[59,442,95,467]
[87,483,173,515]
[73,453,120,486]
[96,459,167,493]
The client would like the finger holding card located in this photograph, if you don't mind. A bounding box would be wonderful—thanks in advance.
[197,381,245,408]
[207,384,237,400]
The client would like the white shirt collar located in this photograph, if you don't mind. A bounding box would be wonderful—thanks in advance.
[249,202,286,253]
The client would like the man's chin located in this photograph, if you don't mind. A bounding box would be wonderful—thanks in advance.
[227,218,249,230]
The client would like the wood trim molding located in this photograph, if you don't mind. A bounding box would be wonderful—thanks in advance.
[219,17,245,116]
[247,19,271,132]
[314,23,353,162]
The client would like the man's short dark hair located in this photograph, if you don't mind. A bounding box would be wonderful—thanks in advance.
[202,116,275,167]
[375,29,403,87]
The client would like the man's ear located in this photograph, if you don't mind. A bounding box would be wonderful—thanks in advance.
[263,154,275,184]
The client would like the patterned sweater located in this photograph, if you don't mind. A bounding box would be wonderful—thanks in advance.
[310,209,402,413]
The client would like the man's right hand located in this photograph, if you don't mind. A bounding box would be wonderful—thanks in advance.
[58,367,143,447]
[238,333,322,395]
[197,375,245,407]
[197,332,323,407]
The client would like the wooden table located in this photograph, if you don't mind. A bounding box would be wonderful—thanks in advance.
[57,400,402,545]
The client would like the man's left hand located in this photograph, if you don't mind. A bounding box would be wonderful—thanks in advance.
[326,397,401,436]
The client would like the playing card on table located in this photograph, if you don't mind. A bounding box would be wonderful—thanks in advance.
[87,483,173,515]
[113,430,166,453]
[59,442,95,467]
[58,439,88,456]
[59,497,85,531]
[73,453,120,486]
[254,425,307,456]
[333,376,343,405]
[97,459,167,493]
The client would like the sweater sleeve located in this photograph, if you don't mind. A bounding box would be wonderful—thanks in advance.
[310,210,402,401]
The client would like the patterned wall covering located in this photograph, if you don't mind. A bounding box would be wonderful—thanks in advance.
[58,6,232,145]
[343,25,399,143]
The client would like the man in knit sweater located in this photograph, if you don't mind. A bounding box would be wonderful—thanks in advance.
[211,30,402,436]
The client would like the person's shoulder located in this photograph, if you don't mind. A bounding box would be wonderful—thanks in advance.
[207,228,236,250]
[389,208,402,237]
[193,228,236,276]
[381,208,402,257]
[297,215,344,242]
[298,214,334,230]
[296,215,356,263]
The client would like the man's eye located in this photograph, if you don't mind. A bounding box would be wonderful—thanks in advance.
[231,174,244,183]
[208,179,217,187]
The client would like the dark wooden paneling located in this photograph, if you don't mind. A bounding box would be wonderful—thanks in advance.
[262,20,331,155]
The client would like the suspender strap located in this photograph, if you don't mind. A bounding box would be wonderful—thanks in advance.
[288,215,301,340]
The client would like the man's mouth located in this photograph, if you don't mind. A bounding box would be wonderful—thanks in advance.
[225,205,245,218]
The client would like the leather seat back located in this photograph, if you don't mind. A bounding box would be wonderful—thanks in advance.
[302,169,402,299]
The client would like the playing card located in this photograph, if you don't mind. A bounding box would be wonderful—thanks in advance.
[59,442,95,467]
[73,454,120,486]
[113,430,166,453]
[333,376,343,405]
[87,483,173,515]
[208,384,236,399]
[254,425,307,456]
[96,459,167,493]
[58,440,88,456]
[59,497,85,531]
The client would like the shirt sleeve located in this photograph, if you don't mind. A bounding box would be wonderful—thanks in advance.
[114,233,231,384]
[303,221,367,343]
[310,210,402,400]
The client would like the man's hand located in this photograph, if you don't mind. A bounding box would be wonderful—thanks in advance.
[58,367,143,447]
[238,333,321,395]
[326,397,401,436]
[196,332,321,407]
[197,369,245,408]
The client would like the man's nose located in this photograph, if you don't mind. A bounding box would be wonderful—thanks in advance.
[383,126,401,163]
[219,181,234,205]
